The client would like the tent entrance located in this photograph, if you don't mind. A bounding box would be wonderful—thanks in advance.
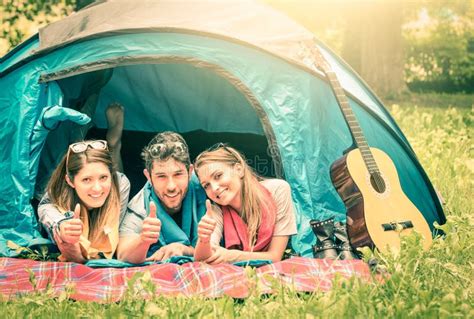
[37,60,281,197]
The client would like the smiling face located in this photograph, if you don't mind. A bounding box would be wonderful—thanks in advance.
[144,158,192,214]
[197,162,244,211]
[67,162,112,210]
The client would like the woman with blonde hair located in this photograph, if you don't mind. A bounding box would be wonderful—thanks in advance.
[193,144,297,264]
[38,140,130,263]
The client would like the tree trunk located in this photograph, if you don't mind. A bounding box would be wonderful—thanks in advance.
[342,2,406,98]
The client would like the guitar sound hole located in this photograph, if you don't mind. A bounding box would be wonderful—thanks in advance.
[370,172,386,193]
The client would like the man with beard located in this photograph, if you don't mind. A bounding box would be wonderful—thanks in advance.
[117,132,207,263]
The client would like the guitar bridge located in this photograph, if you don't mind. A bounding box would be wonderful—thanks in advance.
[382,221,414,231]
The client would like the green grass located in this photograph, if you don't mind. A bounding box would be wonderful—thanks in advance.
[385,92,473,109]
[1,93,473,318]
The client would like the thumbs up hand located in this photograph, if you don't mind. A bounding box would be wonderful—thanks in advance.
[59,203,83,245]
[140,201,161,245]
[205,200,213,217]
[197,200,217,244]
[149,201,157,219]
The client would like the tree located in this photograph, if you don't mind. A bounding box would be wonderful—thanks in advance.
[341,2,406,97]
[404,0,474,92]
[267,0,406,98]
[0,0,94,56]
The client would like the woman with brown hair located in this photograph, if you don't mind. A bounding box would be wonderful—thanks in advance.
[193,144,297,264]
[38,140,130,263]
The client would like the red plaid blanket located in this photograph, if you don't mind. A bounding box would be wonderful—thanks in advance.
[0,257,374,302]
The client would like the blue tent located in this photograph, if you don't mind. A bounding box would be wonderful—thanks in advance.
[0,1,445,257]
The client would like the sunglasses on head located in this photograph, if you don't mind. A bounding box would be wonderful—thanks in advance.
[196,143,236,163]
[66,140,108,175]
[207,142,231,153]
[69,140,108,153]
[148,142,186,156]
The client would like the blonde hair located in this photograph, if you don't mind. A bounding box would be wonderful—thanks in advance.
[195,145,270,248]
[47,145,120,242]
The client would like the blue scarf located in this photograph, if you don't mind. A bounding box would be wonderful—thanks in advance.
[143,174,207,254]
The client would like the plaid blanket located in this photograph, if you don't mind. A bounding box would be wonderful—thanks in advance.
[0,257,375,302]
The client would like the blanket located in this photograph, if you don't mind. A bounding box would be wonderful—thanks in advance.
[0,257,375,302]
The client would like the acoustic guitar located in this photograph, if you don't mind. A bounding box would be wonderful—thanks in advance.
[311,45,432,253]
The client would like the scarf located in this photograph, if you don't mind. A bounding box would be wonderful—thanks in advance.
[222,183,276,252]
[143,174,207,252]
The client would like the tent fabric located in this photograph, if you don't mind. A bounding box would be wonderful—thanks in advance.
[0,1,444,258]
[37,0,314,62]
[0,34,39,73]
[1,0,409,140]
[0,257,377,301]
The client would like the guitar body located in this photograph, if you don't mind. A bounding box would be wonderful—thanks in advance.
[331,147,432,252]
[310,45,432,253]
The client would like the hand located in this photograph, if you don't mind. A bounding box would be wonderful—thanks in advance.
[53,230,85,263]
[58,204,83,245]
[140,201,161,245]
[205,246,233,265]
[197,200,217,244]
[145,243,191,262]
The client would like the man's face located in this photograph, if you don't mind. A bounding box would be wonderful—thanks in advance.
[144,158,192,214]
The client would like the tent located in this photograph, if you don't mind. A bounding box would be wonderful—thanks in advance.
[0,0,445,258]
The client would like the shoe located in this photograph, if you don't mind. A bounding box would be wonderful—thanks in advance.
[310,218,338,259]
[334,221,358,260]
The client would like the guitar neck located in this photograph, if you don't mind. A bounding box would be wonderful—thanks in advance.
[313,47,380,174]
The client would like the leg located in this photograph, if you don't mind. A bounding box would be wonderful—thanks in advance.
[72,93,99,141]
[105,102,124,172]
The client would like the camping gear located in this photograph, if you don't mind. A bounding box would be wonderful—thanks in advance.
[0,1,445,258]
[334,222,358,260]
[310,218,338,259]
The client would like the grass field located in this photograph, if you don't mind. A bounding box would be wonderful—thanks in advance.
[1,93,473,318]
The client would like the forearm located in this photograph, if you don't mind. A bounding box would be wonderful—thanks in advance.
[117,235,152,263]
[194,239,213,261]
[223,249,284,263]
[38,203,69,242]
[221,236,290,263]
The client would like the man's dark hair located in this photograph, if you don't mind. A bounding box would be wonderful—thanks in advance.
[141,131,191,172]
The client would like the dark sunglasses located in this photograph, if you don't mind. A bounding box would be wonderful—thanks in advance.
[66,140,108,175]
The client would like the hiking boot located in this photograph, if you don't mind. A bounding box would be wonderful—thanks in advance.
[310,218,338,259]
[334,221,358,260]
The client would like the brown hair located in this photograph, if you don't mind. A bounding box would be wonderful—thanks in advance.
[47,144,120,242]
[141,131,191,172]
[194,145,269,248]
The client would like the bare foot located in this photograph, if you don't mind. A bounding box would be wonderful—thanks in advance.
[105,102,124,172]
